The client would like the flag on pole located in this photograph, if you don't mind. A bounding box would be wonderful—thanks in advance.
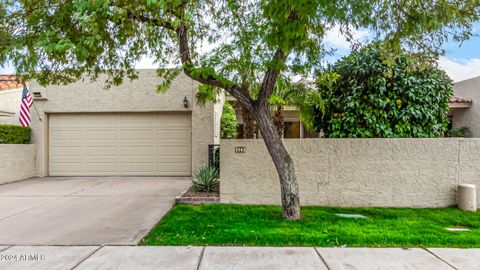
[19,84,33,128]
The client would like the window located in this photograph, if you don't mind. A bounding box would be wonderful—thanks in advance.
[284,122,300,138]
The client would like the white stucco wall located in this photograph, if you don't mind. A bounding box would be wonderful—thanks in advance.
[452,76,480,137]
[0,88,22,125]
[0,144,36,184]
[220,139,480,207]
[27,70,217,176]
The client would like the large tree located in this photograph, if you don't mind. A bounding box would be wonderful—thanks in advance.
[1,0,478,219]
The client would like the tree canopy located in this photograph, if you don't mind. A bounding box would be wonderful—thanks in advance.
[314,45,453,138]
[1,0,478,95]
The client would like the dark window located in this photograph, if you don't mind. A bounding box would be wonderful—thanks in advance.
[284,122,300,138]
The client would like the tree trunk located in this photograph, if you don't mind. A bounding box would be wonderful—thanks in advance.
[254,106,301,220]
[273,105,284,137]
[240,104,256,139]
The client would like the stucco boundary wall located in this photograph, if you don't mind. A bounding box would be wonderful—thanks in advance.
[220,139,480,207]
[0,145,36,185]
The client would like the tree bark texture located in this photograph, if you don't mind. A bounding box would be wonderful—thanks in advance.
[254,105,301,220]
[240,104,257,139]
[273,105,285,137]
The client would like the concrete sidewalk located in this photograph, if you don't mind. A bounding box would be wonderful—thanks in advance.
[0,246,478,270]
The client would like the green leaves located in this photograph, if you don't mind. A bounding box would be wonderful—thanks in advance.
[221,102,238,139]
[0,125,31,144]
[314,45,453,138]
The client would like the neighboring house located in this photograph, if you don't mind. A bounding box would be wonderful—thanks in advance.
[0,70,224,177]
[450,76,480,137]
[0,75,23,122]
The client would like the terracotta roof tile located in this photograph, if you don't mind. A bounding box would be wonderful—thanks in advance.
[449,96,472,104]
[0,75,23,91]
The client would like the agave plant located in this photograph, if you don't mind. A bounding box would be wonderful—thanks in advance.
[192,166,219,192]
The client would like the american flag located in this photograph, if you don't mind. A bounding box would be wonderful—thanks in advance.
[19,85,33,128]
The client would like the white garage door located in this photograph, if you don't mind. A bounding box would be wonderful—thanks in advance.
[49,112,191,176]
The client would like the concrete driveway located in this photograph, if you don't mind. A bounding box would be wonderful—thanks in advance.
[0,177,191,245]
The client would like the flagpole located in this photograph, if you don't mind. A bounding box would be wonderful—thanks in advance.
[32,102,42,121]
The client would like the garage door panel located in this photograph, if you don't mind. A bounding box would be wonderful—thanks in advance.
[121,163,156,173]
[156,156,190,163]
[156,130,190,139]
[119,114,154,124]
[83,163,120,173]
[120,146,155,156]
[117,140,153,147]
[49,115,83,125]
[86,130,118,140]
[158,146,189,156]
[85,146,118,156]
[48,156,87,163]
[49,112,191,176]
[155,139,190,147]
[51,139,84,147]
[49,130,83,140]
[50,146,83,156]
[50,163,85,173]
[121,130,154,140]
[83,140,119,147]
[82,114,118,125]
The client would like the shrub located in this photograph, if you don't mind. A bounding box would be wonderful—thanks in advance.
[446,127,469,137]
[192,166,219,192]
[314,45,453,138]
[220,102,238,139]
[0,125,31,144]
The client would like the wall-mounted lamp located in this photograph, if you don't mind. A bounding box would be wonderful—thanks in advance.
[183,96,189,108]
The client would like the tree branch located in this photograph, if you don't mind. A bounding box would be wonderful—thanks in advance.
[176,22,253,111]
[257,49,288,109]
[126,12,174,30]
[257,10,299,109]
[121,4,253,111]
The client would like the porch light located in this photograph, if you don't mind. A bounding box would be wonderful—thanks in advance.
[183,96,189,108]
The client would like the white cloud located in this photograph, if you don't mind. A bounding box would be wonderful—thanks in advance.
[324,26,371,50]
[0,63,15,74]
[438,57,480,82]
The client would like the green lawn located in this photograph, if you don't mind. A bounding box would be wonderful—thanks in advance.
[141,204,480,247]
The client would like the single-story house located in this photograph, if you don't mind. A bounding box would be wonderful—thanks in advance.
[0,70,223,177]
[450,76,480,137]
[231,76,480,139]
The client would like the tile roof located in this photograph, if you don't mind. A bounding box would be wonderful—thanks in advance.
[449,96,472,104]
[0,75,23,91]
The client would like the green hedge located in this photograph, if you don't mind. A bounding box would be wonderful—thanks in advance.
[0,124,31,144]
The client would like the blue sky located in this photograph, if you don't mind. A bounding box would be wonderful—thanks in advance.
[322,23,480,82]
[2,23,480,82]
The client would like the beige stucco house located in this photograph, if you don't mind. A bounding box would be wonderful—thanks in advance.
[450,76,480,137]
[0,70,223,177]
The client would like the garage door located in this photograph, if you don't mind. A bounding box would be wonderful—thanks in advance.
[49,112,191,176]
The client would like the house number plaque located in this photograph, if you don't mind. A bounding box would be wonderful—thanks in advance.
[234,146,246,153]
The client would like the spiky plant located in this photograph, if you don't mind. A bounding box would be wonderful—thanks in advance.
[192,166,219,192]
